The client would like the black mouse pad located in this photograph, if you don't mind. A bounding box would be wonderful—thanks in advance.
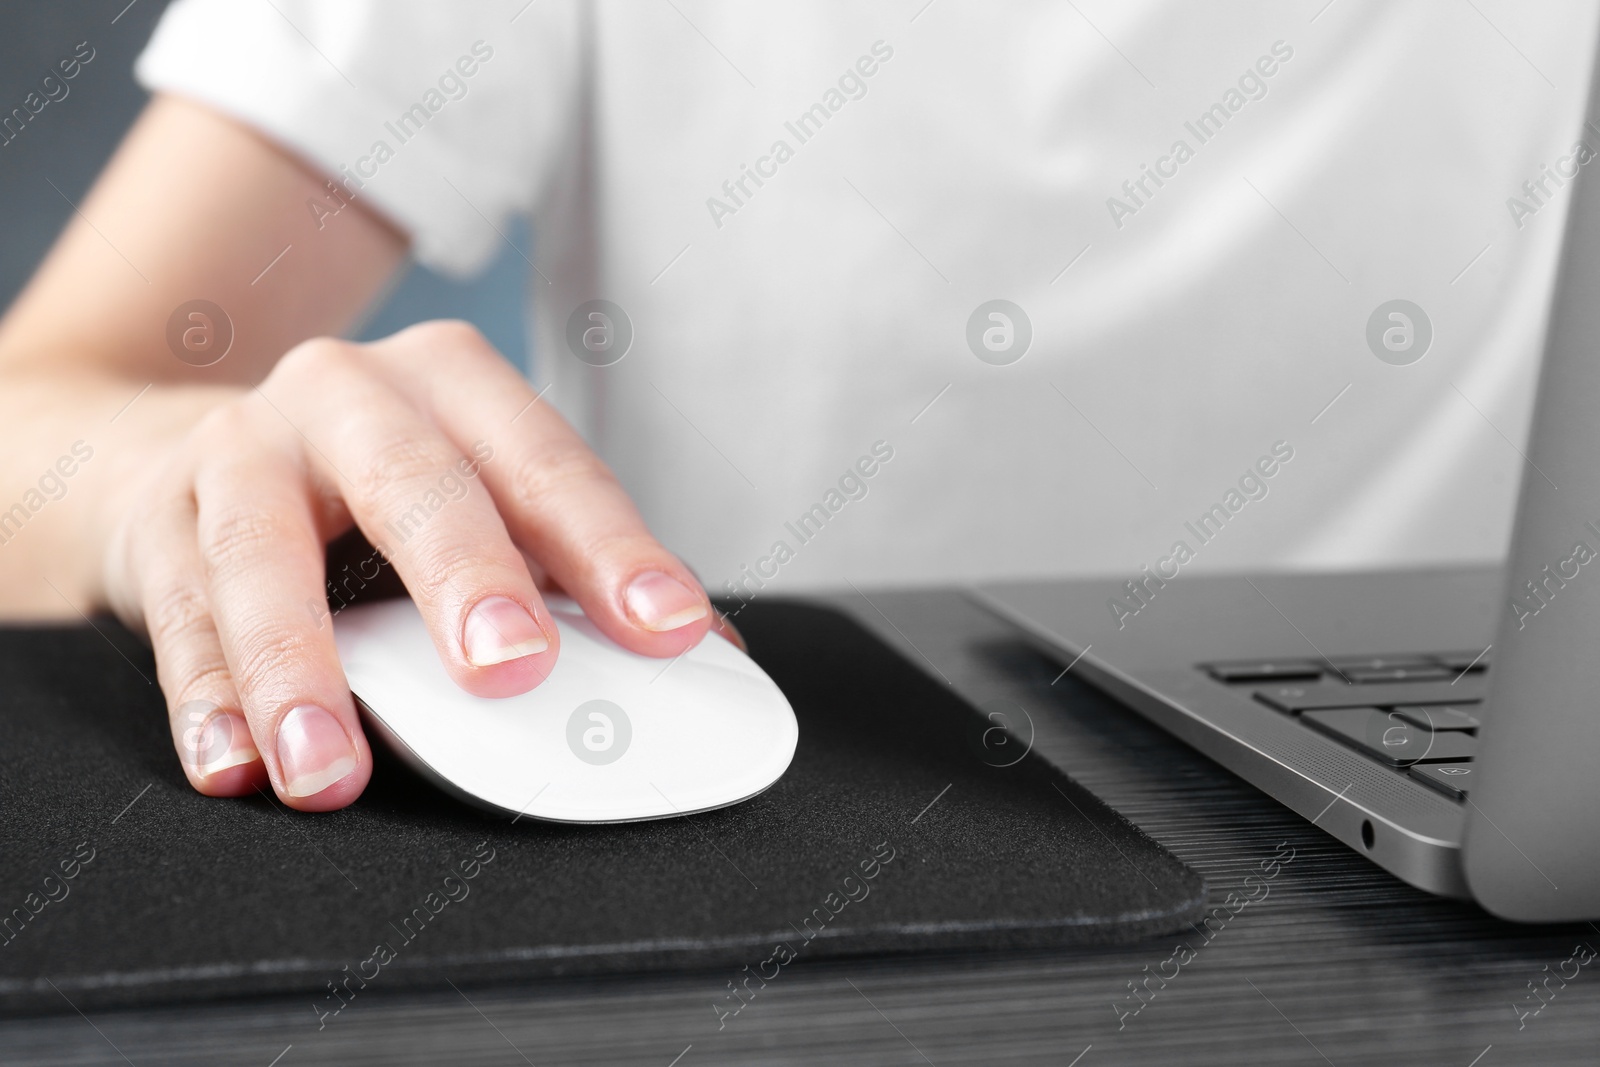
[0,600,1205,1017]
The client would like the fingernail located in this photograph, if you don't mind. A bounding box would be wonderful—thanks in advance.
[178,700,259,777]
[463,595,550,666]
[624,571,708,632]
[276,704,359,798]
[195,711,259,776]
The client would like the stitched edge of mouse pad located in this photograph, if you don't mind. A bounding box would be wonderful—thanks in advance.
[0,600,1206,1018]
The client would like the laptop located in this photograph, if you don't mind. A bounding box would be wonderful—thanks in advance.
[974,45,1600,924]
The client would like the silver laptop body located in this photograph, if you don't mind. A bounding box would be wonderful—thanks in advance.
[974,36,1600,923]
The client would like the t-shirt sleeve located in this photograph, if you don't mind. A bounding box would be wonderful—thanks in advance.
[135,0,577,277]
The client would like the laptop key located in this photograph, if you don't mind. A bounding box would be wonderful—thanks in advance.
[1254,679,1485,713]
[1342,665,1454,684]
[1409,762,1475,800]
[1327,655,1436,672]
[1300,708,1479,766]
[1255,685,1319,712]
[1204,660,1323,683]
[1393,704,1480,731]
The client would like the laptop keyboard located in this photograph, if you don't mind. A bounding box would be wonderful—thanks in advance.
[1200,652,1489,802]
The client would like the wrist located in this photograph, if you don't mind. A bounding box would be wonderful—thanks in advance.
[0,369,236,616]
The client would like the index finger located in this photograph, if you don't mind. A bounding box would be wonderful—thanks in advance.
[367,322,714,658]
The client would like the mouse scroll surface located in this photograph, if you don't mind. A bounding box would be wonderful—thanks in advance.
[332,596,798,823]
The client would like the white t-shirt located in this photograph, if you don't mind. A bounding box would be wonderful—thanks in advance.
[136,0,1598,597]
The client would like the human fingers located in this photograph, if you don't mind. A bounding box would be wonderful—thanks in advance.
[189,401,371,810]
[269,337,560,698]
[106,477,266,796]
[368,321,712,659]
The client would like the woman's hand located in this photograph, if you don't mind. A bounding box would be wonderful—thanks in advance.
[101,320,715,810]
[0,96,723,811]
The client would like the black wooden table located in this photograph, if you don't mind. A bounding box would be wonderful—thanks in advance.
[5,588,1596,1065]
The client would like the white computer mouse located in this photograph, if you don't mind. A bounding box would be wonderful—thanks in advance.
[332,595,798,823]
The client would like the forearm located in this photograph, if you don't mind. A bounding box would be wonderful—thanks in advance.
[0,94,407,616]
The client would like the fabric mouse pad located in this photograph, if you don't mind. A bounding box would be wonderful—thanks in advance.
[0,600,1205,1016]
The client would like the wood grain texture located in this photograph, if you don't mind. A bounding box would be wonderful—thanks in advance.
[5,589,1597,1066]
